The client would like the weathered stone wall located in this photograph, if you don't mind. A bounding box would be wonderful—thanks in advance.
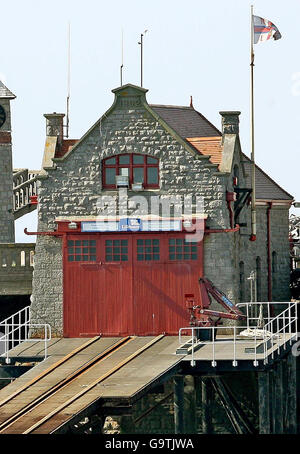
[31,235,63,335]
[239,205,290,303]
[0,98,15,243]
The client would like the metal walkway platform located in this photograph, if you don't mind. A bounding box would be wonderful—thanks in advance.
[0,335,183,434]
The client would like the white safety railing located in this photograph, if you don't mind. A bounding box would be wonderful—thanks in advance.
[179,302,298,367]
[0,306,51,364]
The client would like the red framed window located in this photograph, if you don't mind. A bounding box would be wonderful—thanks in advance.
[105,239,128,262]
[102,154,159,189]
[67,239,97,262]
[168,238,198,261]
[137,238,160,261]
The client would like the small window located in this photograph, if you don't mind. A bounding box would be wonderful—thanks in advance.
[68,240,97,262]
[102,154,159,189]
[136,239,160,261]
[106,239,128,262]
[169,238,197,261]
[272,251,277,273]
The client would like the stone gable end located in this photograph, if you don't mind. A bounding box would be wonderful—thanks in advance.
[38,85,228,231]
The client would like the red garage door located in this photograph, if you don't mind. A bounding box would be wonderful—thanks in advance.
[63,233,203,337]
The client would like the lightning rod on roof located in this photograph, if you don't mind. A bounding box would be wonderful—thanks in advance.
[138,29,148,87]
[120,28,124,86]
[66,22,71,138]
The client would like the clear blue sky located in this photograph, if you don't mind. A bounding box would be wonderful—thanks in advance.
[1,0,299,241]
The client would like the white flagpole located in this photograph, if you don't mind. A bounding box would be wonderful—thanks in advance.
[250,5,256,241]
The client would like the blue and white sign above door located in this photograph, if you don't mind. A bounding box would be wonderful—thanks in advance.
[81,218,182,233]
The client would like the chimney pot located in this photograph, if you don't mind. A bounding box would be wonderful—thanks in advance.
[44,113,65,144]
[219,111,241,135]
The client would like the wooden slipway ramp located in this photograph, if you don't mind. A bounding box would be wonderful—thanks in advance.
[0,335,183,434]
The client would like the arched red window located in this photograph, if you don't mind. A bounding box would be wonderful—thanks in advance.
[102,154,159,189]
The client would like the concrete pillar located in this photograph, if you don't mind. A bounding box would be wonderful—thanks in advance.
[258,371,271,434]
[120,415,135,434]
[174,375,184,434]
[286,352,297,434]
[269,369,275,433]
[194,376,202,433]
[184,376,196,434]
[274,362,284,433]
[201,378,213,434]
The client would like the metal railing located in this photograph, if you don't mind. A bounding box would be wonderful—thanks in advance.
[0,306,51,364]
[179,302,298,367]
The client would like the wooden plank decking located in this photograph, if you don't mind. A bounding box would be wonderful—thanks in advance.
[0,336,183,434]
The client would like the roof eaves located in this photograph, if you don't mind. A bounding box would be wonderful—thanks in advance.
[149,104,192,110]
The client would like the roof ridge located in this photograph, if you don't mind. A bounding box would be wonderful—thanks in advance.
[150,104,192,110]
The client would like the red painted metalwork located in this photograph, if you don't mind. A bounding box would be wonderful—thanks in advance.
[186,277,246,329]
[29,195,38,205]
[63,232,203,337]
[25,219,243,337]
[205,225,240,234]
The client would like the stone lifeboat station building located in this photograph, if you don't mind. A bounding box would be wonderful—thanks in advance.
[29,83,293,338]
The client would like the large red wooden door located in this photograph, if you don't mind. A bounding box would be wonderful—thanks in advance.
[63,235,133,337]
[132,234,203,335]
[63,233,203,337]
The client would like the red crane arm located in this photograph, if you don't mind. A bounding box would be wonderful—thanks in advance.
[198,277,246,321]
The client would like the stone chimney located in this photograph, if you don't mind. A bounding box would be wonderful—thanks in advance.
[219,111,241,135]
[44,112,65,145]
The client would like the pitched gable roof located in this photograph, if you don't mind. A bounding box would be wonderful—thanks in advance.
[242,154,293,201]
[150,105,221,138]
[48,87,293,202]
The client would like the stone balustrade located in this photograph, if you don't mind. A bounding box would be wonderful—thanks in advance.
[0,244,35,295]
[13,169,40,219]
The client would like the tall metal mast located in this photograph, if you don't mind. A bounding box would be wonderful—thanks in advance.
[250,5,256,241]
[138,30,148,87]
[120,29,124,86]
[66,22,71,138]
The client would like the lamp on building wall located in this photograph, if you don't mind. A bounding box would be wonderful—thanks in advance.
[68,221,78,230]
[293,202,300,208]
